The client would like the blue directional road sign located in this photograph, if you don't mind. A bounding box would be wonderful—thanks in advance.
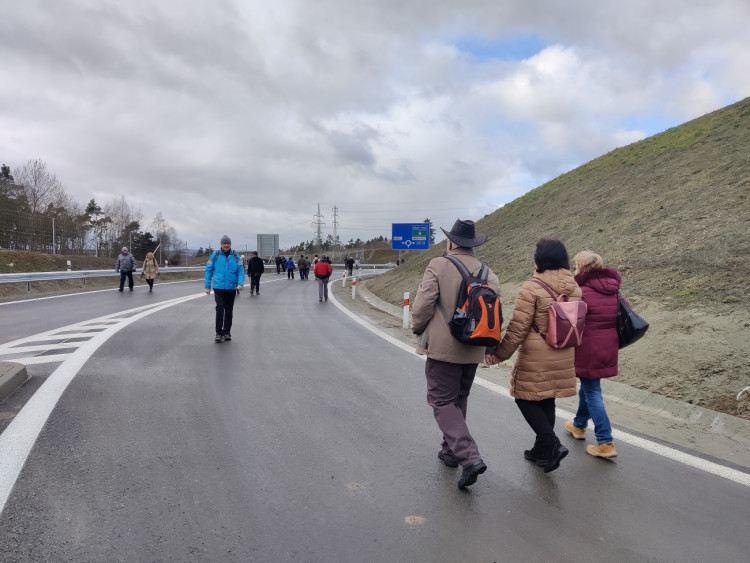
[391,223,431,250]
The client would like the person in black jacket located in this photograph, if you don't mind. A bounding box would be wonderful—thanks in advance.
[248,251,265,295]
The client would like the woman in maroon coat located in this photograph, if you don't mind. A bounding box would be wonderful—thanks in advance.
[564,251,621,459]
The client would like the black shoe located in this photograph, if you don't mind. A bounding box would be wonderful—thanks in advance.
[224,333,231,341]
[119,288,124,292]
[523,449,545,463]
[214,333,223,343]
[129,288,133,291]
[438,451,459,468]
[250,291,253,295]
[543,444,569,474]
[457,460,487,489]
[319,299,322,302]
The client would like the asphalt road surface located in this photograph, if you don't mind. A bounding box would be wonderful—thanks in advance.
[0,276,749,562]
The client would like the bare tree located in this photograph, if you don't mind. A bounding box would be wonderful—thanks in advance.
[13,159,66,213]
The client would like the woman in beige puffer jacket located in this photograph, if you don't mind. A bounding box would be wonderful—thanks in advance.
[487,238,581,473]
[141,251,160,292]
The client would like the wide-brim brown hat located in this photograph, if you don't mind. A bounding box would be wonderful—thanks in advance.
[440,219,487,248]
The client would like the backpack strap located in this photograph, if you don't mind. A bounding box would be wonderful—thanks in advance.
[530,278,557,299]
[530,279,555,337]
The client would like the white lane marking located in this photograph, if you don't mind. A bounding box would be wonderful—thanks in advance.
[1,343,85,354]
[0,292,205,514]
[328,290,750,488]
[5,354,73,365]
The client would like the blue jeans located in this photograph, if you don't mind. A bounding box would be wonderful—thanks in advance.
[573,378,613,444]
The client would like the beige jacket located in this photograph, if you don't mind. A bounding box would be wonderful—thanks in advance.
[411,247,500,364]
[492,268,581,401]
[141,257,160,280]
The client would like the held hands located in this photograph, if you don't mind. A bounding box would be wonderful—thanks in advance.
[484,353,500,366]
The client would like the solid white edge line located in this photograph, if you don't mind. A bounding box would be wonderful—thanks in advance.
[0,292,205,514]
[329,289,750,489]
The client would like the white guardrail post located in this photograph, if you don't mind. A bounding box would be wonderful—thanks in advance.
[342,272,346,287]
[403,292,410,329]
[351,277,356,299]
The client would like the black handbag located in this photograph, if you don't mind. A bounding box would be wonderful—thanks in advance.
[617,294,649,349]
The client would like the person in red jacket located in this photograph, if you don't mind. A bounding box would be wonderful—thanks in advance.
[565,251,621,459]
[314,256,333,302]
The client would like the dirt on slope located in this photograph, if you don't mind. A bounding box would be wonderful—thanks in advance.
[368,98,750,420]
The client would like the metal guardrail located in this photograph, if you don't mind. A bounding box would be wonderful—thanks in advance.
[0,264,393,291]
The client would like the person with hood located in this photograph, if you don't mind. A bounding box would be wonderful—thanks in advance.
[247,250,265,295]
[314,255,332,302]
[141,251,160,292]
[412,219,500,489]
[486,237,582,473]
[204,235,245,342]
[275,254,283,274]
[564,251,621,459]
[115,247,137,292]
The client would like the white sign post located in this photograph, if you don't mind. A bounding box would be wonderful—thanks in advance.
[403,292,410,329]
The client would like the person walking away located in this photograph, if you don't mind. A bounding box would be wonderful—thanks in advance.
[565,251,620,458]
[115,247,137,292]
[204,235,245,342]
[355,258,360,270]
[298,254,309,280]
[286,257,296,279]
[486,238,581,473]
[275,254,283,274]
[345,256,354,276]
[248,251,265,295]
[314,257,332,302]
[412,219,499,489]
[141,251,160,292]
[281,256,287,274]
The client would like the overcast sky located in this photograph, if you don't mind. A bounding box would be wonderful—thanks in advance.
[2,1,749,250]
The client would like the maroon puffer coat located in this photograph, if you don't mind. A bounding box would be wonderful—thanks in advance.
[574,268,621,379]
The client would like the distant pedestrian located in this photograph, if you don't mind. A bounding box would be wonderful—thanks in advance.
[286,257,296,279]
[204,235,245,342]
[115,247,137,292]
[275,254,283,274]
[412,219,499,489]
[565,251,621,459]
[486,237,581,473]
[355,258,360,270]
[345,256,354,276]
[247,251,265,295]
[141,251,160,292]
[298,254,309,280]
[314,256,332,302]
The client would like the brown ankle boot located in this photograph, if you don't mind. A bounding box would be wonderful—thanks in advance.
[587,442,617,458]
[564,421,586,440]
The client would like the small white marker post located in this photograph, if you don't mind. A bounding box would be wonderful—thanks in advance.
[342,272,346,287]
[403,292,410,329]
[351,277,356,299]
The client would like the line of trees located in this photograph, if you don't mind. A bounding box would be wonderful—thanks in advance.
[0,159,183,262]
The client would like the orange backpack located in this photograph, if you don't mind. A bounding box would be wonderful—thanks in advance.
[439,256,502,347]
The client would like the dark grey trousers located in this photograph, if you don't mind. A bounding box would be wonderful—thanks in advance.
[425,358,481,468]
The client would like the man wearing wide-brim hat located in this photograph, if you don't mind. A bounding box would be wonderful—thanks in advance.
[411,219,500,489]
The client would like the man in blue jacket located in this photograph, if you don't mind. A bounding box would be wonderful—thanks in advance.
[204,235,245,342]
